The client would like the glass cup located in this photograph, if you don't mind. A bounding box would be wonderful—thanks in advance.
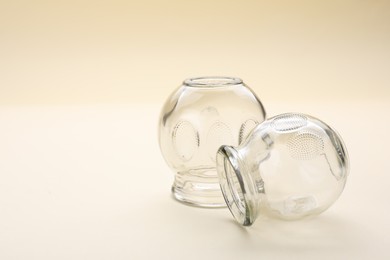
[159,77,266,207]
[217,113,349,225]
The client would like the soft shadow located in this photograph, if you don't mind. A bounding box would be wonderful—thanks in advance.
[222,218,251,237]
[244,214,367,253]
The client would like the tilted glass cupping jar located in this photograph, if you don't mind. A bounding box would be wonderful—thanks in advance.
[159,77,266,207]
[217,113,349,225]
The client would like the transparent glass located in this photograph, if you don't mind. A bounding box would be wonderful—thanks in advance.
[159,77,266,207]
[217,113,349,225]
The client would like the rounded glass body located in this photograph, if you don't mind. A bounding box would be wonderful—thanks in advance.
[217,113,349,225]
[159,77,266,207]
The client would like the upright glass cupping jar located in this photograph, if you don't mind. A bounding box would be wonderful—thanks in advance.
[159,77,266,207]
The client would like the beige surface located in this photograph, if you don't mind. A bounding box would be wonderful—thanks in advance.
[0,101,389,259]
[1,1,390,259]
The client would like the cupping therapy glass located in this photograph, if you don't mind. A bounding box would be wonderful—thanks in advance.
[217,113,349,226]
[159,77,266,207]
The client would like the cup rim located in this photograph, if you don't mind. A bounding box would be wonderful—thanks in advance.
[183,77,243,88]
[216,145,257,226]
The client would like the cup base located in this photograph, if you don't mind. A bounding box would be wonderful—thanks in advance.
[171,169,227,208]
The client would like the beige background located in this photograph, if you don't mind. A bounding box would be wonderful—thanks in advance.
[0,0,389,105]
[1,1,390,259]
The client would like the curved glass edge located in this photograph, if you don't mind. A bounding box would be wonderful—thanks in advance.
[216,145,255,226]
[183,76,243,88]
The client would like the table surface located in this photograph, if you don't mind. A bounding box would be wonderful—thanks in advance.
[0,101,389,260]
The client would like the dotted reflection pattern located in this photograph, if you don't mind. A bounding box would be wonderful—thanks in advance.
[271,114,308,132]
[207,121,233,161]
[287,131,325,160]
[172,121,199,161]
[239,119,259,144]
